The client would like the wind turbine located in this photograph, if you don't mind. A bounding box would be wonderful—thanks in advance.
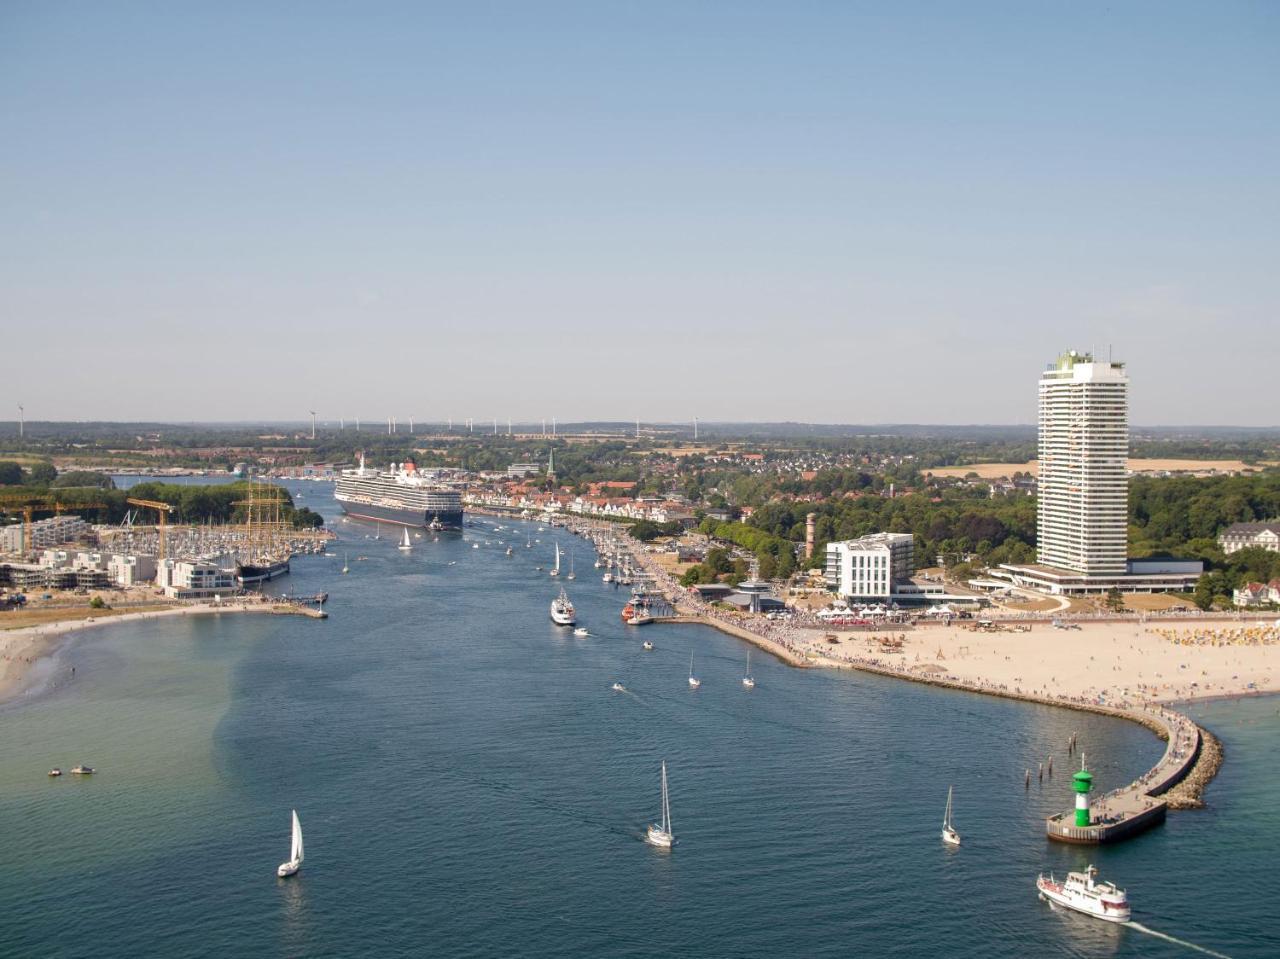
[17,404,23,439]
[309,410,316,440]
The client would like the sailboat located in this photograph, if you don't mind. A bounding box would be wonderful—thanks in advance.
[276,809,305,877]
[688,651,701,688]
[341,552,349,575]
[645,761,675,848]
[398,528,413,551]
[942,786,961,846]
[743,648,755,688]
[567,552,576,581]
[375,523,381,540]
[550,543,561,578]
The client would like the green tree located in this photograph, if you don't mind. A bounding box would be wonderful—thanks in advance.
[0,462,25,485]
[1192,575,1214,611]
[1104,588,1125,612]
[27,462,58,485]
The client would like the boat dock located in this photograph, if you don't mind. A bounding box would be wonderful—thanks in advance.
[1045,706,1202,844]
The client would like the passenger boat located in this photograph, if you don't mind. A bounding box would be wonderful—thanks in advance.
[1037,865,1130,923]
[620,601,634,623]
[646,761,675,848]
[277,810,305,878]
[550,587,576,626]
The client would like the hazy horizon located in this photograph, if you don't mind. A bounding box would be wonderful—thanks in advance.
[4,3,1276,424]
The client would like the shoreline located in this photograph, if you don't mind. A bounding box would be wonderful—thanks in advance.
[0,600,322,706]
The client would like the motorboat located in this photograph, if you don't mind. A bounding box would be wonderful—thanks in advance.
[573,627,589,637]
[1037,865,1130,923]
[642,640,654,651]
[277,809,305,878]
[48,768,62,777]
[942,786,960,846]
[612,682,626,692]
[550,587,577,626]
[70,765,95,775]
[645,761,675,848]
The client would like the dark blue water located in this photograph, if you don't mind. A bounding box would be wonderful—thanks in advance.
[0,488,1272,957]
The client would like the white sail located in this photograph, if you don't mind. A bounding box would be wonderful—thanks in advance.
[291,809,304,863]
[554,543,561,572]
[944,786,953,830]
[661,762,672,835]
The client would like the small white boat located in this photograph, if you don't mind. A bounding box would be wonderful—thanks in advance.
[341,552,349,574]
[277,809,305,878]
[48,767,62,777]
[70,765,95,775]
[398,528,413,551]
[642,640,654,651]
[506,547,514,557]
[742,649,755,688]
[612,682,626,692]
[550,543,561,578]
[688,652,701,689]
[646,761,675,848]
[573,627,589,637]
[472,543,479,549]
[942,786,960,846]
[1037,865,1130,923]
[602,572,613,584]
[567,553,576,581]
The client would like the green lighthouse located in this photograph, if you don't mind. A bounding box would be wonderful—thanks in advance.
[1072,759,1094,828]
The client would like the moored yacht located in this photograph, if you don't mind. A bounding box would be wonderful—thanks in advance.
[550,587,577,626]
[1037,865,1130,923]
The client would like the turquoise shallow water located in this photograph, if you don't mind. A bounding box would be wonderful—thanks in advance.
[0,487,1274,958]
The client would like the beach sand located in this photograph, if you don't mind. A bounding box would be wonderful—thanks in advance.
[800,619,1280,705]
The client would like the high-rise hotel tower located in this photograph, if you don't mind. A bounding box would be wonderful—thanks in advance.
[1036,351,1129,576]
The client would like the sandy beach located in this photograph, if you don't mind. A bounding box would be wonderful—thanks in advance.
[789,619,1280,706]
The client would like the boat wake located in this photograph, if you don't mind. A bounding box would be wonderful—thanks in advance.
[1128,921,1233,958]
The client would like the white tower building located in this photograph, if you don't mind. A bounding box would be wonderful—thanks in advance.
[1036,351,1129,576]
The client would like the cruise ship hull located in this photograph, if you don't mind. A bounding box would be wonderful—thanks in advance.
[236,558,291,586]
[337,501,464,530]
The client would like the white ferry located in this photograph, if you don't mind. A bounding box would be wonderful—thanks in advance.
[1037,865,1131,923]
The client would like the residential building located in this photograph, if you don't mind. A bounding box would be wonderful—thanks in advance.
[1219,522,1280,555]
[156,560,237,599]
[0,515,92,554]
[1036,350,1129,576]
[109,553,158,587]
[824,533,915,600]
[1233,580,1280,607]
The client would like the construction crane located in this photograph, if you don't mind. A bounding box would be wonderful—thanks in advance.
[126,497,175,562]
[0,493,109,554]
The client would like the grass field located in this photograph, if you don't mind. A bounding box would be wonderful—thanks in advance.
[0,603,175,631]
[927,458,1273,479]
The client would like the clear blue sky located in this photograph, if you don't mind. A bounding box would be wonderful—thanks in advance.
[3,2,1276,425]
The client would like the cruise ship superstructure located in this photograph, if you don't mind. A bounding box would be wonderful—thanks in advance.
[334,455,464,529]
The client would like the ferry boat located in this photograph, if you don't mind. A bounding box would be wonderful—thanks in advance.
[550,588,576,626]
[1037,865,1130,923]
[334,455,464,529]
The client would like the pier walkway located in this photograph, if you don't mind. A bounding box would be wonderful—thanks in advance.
[1045,705,1201,843]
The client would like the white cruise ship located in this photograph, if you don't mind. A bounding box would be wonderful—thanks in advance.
[334,455,464,529]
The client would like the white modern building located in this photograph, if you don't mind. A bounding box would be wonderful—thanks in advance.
[108,553,158,588]
[824,533,915,600]
[156,560,237,599]
[0,515,92,554]
[1036,350,1129,576]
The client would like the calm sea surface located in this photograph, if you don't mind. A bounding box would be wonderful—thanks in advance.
[1,484,1274,957]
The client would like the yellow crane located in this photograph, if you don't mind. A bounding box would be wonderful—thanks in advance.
[0,493,109,554]
[126,497,175,562]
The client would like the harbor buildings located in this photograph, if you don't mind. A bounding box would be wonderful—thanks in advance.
[156,559,237,599]
[0,515,91,553]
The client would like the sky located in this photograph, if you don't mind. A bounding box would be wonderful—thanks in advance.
[2,2,1277,426]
